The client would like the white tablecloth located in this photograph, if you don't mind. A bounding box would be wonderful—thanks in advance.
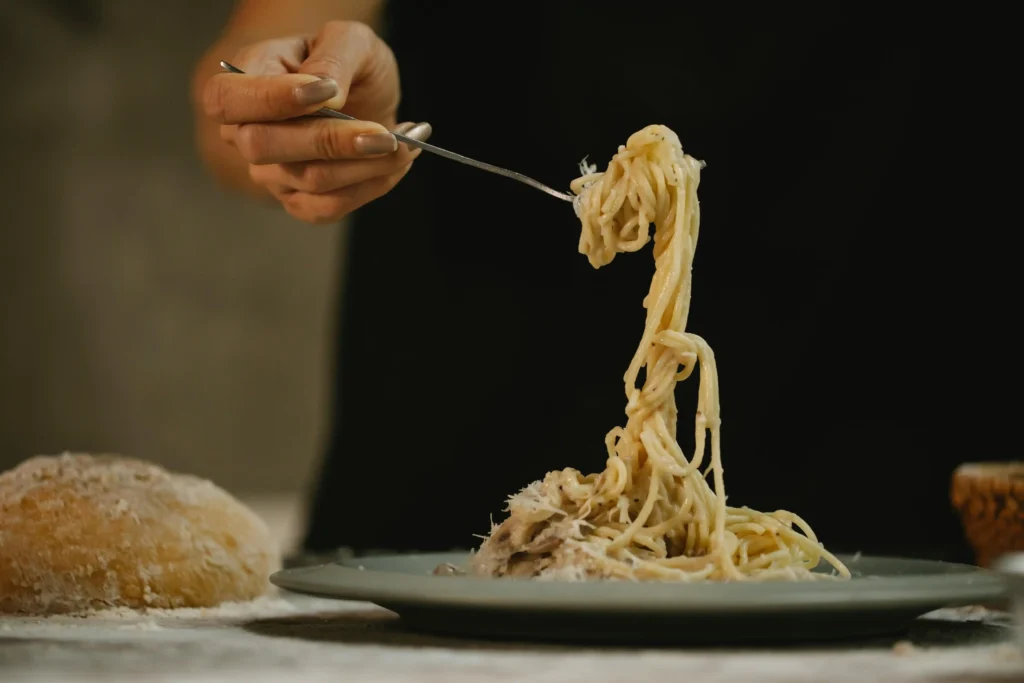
[1,594,1020,683]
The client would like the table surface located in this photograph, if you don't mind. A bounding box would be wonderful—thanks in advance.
[2,495,1021,682]
[1,592,1021,683]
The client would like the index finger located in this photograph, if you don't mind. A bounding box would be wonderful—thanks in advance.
[202,72,343,124]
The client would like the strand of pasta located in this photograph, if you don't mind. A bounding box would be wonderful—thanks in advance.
[474,124,849,583]
[561,125,849,581]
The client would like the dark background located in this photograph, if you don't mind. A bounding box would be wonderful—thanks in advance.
[316,3,1016,561]
[2,2,1014,563]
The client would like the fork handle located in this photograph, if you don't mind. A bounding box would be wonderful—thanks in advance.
[219,61,575,203]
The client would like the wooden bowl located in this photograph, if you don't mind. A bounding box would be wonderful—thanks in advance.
[951,462,1024,567]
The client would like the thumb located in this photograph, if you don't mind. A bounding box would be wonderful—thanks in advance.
[299,22,384,112]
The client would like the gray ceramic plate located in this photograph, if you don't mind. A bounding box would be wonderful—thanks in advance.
[270,552,1007,644]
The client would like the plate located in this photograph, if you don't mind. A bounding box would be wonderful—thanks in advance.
[270,552,1007,644]
[994,553,1024,655]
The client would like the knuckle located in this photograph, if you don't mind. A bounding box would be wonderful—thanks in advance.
[386,169,407,190]
[322,19,347,34]
[287,195,348,224]
[234,124,268,162]
[377,167,408,194]
[255,82,283,117]
[318,197,353,222]
[311,211,343,225]
[232,42,271,71]
[300,164,336,193]
[314,123,350,160]
[202,78,228,120]
[306,52,347,78]
[347,21,376,42]
[316,196,351,222]
[324,19,374,39]
[368,178,396,200]
[283,202,310,223]
[281,193,305,217]
[247,163,272,188]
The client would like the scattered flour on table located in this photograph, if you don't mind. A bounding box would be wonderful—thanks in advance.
[0,594,344,633]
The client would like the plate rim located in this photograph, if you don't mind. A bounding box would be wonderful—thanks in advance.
[270,551,1007,615]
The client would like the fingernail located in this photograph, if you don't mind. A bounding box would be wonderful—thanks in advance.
[354,132,398,155]
[404,122,433,142]
[393,121,416,135]
[294,78,339,105]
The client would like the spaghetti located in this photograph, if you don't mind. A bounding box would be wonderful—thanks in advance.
[470,125,850,581]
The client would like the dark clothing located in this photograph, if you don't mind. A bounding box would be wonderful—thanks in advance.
[303,4,1004,561]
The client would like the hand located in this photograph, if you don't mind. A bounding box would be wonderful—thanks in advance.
[201,21,430,224]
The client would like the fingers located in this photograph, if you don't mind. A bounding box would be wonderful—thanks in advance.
[280,163,416,224]
[300,21,378,99]
[230,37,309,76]
[248,122,431,193]
[269,120,431,224]
[201,26,410,224]
[250,150,416,194]
[202,22,397,128]
[392,121,418,136]
[203,72,341,124]
[300,21,400,125]
[233,116,401,164]
[394,121,433,148]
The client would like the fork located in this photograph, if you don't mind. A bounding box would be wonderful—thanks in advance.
[219,61,575,203]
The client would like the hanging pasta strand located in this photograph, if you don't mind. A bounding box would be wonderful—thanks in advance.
[470,125,850,582]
